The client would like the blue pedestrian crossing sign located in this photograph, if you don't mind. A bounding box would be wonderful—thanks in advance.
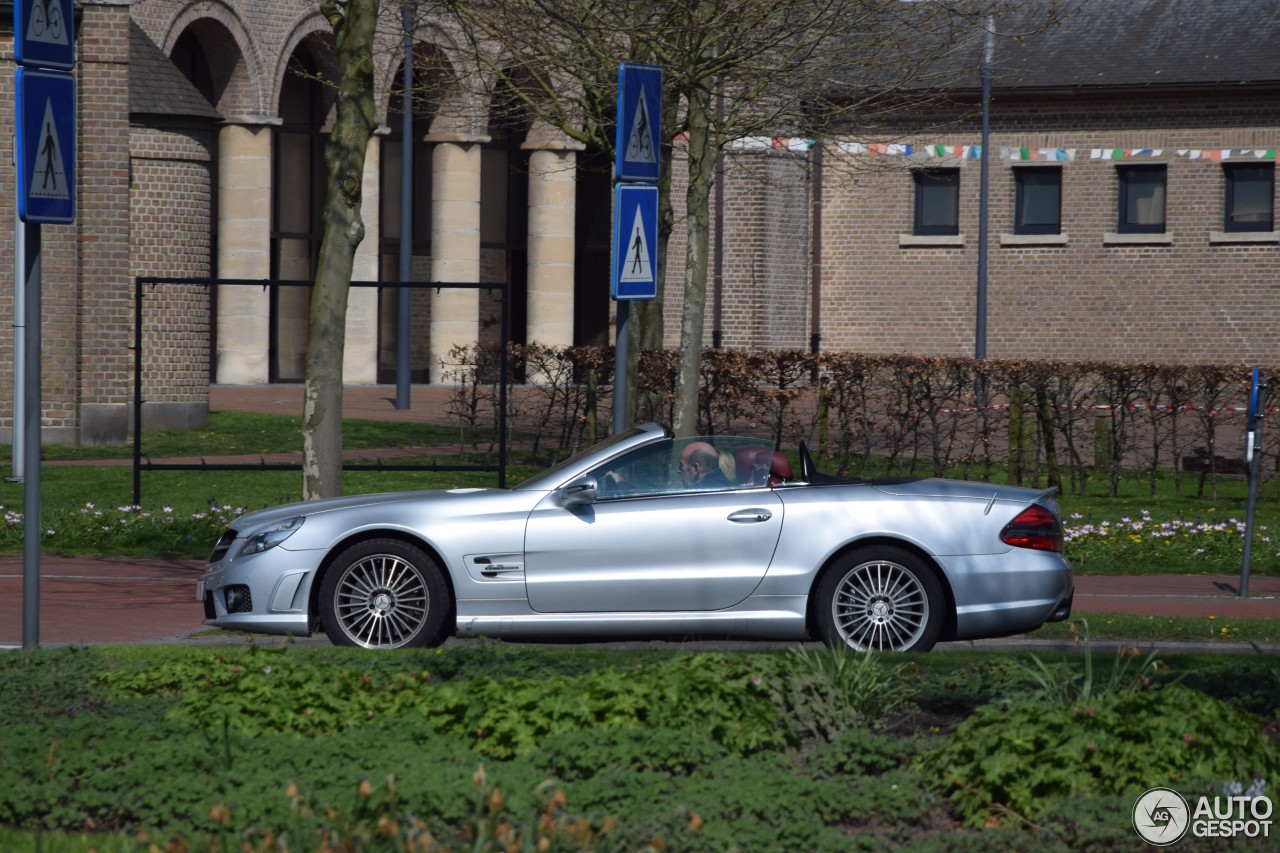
[615,63,662,183]
[17,68,77,224]
[16,0,75,70]
[611,184,658,301]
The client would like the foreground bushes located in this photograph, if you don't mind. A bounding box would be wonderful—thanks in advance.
[2,643,1278,851]
[918,682,1279,829]
[445,343,1277,498]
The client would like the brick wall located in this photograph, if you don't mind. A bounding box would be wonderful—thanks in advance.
[130,121,215,423]
[75,2,133,443]
[814,89,1280,364]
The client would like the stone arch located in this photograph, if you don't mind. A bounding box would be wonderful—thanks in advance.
[159,1,266,118]
[273,13,339,128]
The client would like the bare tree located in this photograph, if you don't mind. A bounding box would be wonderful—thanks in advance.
[441,0,1006,435]
[302,0,381,500]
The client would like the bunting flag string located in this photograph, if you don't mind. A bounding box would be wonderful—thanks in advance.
[724,136,1279,162]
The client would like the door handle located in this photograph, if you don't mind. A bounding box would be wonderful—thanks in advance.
[728,509,772,523]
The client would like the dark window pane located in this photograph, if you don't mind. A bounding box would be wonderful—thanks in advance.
[1225,164,1274,231]
[913,170,959,235]
[1015,168,1062,234]
[1117,165,1166,233]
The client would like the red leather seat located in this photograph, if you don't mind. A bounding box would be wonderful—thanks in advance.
[736,446,771,485]
[733,446,793,486]
[768,451,792,484]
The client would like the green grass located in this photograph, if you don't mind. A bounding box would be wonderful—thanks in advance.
[1028,612,1280,644]
[35,411,475,460]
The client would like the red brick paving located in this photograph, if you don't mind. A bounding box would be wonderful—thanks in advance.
[0,556,204,646]
[2,557,1276,648]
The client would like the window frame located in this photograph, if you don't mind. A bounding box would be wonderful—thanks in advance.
[1115,164,1167,234]
[1013,166,1063,235]
[912,169,960,236]
[1223,162,1275,233]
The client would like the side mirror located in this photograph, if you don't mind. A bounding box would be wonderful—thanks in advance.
[558,475,598,507]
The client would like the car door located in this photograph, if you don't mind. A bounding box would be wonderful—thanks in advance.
[523,488,784,613]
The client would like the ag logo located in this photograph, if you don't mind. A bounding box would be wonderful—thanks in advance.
[1134,787,1190,846]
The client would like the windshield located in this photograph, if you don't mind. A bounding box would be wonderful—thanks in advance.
[513,426,656,490]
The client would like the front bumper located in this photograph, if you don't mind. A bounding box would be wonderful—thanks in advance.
[198,551,319,637]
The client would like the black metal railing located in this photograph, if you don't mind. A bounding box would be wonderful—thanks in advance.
[131,276,510,505]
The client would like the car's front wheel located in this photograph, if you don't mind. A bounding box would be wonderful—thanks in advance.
[319,539,450,649]
[814,547,944,652]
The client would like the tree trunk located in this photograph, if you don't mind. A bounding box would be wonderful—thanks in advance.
[302,0,379,501]
[671,83,716,438]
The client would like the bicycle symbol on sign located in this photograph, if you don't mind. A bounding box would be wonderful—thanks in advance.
[31,0,64,41]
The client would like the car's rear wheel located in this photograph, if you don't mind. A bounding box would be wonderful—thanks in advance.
[319,539,450,649]
[814,547,943,652]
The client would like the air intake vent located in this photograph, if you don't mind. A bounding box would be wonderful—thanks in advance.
[209,530,236,563]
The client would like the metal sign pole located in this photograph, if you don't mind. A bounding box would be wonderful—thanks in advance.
[22,222,41,649]
[1240,369,1264,598]
[394,1,414,410]
[613,301,630,435]
[16,0,78,649]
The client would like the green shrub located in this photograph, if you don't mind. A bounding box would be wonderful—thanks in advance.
[1009,622,1170,706]
[532,726,733,780]
[418,653,791,757]
[99,649,795,758]
[98,646,430,738]
[787,645,918,726]
[917,683,1280,828]
[0,646,112,727]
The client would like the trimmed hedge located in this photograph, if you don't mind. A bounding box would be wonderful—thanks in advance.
[443,344,1275,497]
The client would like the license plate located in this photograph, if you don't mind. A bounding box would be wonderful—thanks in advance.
[196,578,206,601]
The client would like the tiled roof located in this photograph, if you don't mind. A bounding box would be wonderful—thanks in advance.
[840,0,1280,95]
[129,20,222,120]
[989,0,1280,90]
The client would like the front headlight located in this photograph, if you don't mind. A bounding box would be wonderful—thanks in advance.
[239,516,305,556]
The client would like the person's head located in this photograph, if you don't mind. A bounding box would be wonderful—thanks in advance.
[678,441,721,485]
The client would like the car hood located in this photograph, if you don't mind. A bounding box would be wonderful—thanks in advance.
[232,488,498,531]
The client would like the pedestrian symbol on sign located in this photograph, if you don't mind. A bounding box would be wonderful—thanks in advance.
[620,205,653,283]
[30,99,70,200]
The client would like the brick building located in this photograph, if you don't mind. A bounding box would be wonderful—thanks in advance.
[0,0,1275,445]
[804,0,1280,365]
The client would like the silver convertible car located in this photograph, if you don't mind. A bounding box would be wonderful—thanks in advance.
[198,423,1073,652]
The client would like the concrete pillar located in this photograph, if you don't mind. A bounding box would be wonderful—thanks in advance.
[526,148,578,349]
[216,123,273,384]
[344,134,382,384]
[429,141,482,383]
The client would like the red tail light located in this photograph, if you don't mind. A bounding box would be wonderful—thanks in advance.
[1001,504,1063,553]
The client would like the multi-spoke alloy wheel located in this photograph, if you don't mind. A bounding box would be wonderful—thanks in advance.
[815,547,943,652]
[320,539,449,649]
